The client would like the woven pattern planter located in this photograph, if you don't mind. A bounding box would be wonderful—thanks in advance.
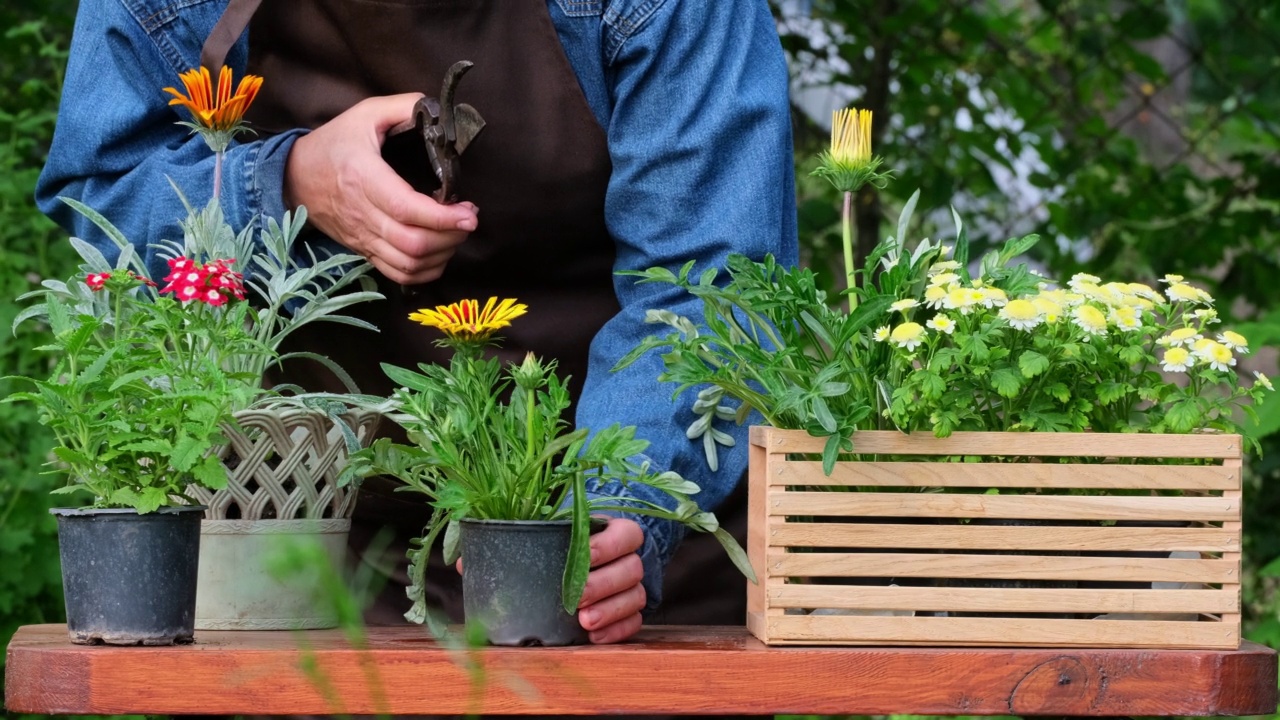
[190,407,380,521]
[746,426,1243,649]
[189,407,379,630]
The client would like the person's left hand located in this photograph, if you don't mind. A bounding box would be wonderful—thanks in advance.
[577,517,647,644]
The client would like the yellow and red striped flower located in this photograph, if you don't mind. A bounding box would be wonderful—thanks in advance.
[409,297,527,341]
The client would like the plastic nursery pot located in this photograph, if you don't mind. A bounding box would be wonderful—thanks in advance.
[51,505,205,645]
[460,518,601,647]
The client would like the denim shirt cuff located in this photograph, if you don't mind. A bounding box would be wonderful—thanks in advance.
[245,129,307,228]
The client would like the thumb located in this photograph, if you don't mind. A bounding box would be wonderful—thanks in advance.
[355,92,427,137]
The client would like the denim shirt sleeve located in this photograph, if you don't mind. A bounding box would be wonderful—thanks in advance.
[35,0,300,281]
[570,0,799,610]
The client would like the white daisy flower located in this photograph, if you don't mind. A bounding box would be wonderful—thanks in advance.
[890,298,920,313]
[1159,274,1185,284]
[928,260,961,275]
[929,272,961,288]
[1159,327,1201,347]
[999,299,1041,331]
[1254,371,1274,391]
[1161,347,1193,373]
[926,315,956,335]
[1067,273,1102,292]
[1194,340,1235,372]
[923,284,948,309]
[1218,331,1249,353]
[890,322,926,351]
[874,326,890,343]
[1072,305,1108,337]
[1108,305,1142,331]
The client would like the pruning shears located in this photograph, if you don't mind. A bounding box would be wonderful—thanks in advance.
[390,60,486,205]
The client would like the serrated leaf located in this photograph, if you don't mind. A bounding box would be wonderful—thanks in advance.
[989,367,1023,398]
[1018,350,1050,378]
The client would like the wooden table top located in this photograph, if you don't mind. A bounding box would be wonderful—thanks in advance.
[6,624,1277,716]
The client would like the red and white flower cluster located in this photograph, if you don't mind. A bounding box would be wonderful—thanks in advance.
[158,257,246,307]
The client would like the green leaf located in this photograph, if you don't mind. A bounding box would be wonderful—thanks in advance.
[191,455,228,491]
[989,367,1023,398]
[712,527,756,584]
[1097,381,1129,406]
[169,434,206,472]
[821,433,841,476]
[561,470,591,615]
[1166,399,1202,433]
[442,519,461,565]
[1018,350,1050,378]
[381,363,434,393]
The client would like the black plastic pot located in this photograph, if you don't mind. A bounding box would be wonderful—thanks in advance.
[459,518,587,646]
[52,506,204,645]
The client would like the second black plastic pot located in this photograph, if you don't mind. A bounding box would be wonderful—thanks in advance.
[52,505,204,645]
[459,518,587,646]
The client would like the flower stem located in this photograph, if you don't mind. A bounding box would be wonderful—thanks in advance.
[842,190,857,313]
[213,150,223,201]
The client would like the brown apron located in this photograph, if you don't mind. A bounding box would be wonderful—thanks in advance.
[203,0,749,636]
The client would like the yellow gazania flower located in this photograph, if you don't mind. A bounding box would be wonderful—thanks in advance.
[164,66,263,132]
[811,107,890,193]
[409,297,528,341]
[830,107,873,167]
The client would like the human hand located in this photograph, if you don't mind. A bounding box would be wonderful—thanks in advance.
[576,517,646,644]
[282,93,479,285]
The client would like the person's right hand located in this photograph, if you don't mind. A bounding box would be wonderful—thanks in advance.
[282,93,479,285]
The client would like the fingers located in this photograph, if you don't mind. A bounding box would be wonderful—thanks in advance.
[282,94,480,285]
[587,609,642,645]
[588,517,644,567]
[576,518,648,644]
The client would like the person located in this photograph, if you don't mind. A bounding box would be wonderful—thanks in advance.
[37,0,798,645]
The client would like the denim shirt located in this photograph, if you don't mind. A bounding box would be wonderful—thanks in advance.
[36,0,799,610]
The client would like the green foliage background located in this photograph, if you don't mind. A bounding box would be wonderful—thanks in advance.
[1,0,1278,717]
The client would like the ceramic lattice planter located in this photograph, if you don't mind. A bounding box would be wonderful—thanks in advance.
[189,407,380,630]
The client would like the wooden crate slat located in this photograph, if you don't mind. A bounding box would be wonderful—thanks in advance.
[771,491,1238,522]
[768,522,1240,552]
[750,427,1242,460]
[774,461,1238,490]
[762,614,1238,649]
[768,585,1240,614]
[767,552,1238,584]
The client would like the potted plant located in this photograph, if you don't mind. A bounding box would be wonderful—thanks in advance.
[342,297,754,646]
[6,66,383,641]
[620,107,1273,648]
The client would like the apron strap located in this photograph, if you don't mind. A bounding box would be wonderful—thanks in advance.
[201,0,263,73]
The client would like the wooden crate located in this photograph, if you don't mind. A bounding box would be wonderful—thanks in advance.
[746,426,1243,649]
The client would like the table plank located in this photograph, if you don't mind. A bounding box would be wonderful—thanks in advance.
[6,624,1277,716]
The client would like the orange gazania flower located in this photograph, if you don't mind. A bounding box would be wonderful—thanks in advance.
[409,297,528,341]
[163,66,263,132]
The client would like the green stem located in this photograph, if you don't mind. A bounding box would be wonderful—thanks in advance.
[842,190,856,313]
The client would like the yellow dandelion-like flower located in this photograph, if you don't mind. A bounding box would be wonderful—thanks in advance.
[1218,330,1249,353]
[1161,347,1193,373]
[408,297,528,342]
[999,299,1041,331]
[890,322,926,351]
[1072,304,1108,337]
